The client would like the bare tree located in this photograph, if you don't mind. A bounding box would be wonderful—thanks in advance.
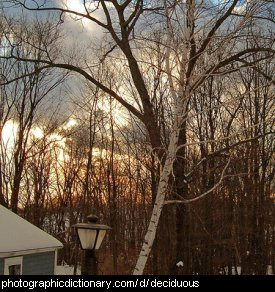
[0,0,274,274]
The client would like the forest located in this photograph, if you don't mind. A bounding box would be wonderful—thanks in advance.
[0,0,274,275]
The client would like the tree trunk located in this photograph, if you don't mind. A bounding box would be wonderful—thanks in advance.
[133,123,181,275]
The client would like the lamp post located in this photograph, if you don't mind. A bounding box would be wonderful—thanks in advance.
[73,214,111,275]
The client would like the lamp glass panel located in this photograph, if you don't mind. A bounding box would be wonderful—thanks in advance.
[95,230,106,249]
[77,228,97,249]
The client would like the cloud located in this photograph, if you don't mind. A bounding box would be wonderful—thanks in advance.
[59,0,111,32]
[233,0,250,14]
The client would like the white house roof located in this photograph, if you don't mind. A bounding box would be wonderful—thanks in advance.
[0,205,63,257]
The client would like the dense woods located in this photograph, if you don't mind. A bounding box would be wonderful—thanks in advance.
[0,0,274,275]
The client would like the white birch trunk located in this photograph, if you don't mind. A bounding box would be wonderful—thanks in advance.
[133,1,191,275]
[133,124,181,275]
[133,88,186,275]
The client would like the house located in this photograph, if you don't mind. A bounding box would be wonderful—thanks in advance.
[0,204,63,275]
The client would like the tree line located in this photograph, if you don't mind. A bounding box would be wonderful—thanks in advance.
[0,0,274,274]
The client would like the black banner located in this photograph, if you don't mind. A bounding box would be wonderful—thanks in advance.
[0,275,272,290]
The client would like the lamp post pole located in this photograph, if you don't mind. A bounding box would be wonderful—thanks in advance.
[82,249,97,275]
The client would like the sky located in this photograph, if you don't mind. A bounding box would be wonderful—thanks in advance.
[1,0,271,135]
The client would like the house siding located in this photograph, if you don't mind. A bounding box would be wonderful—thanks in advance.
[22,251,55,275]
[0,251,56,275]
[0,258,4,275]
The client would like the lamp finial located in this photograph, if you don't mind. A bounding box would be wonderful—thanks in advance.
[87,214,98,223]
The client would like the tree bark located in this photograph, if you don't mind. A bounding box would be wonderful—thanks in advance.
[133,98,184,274]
